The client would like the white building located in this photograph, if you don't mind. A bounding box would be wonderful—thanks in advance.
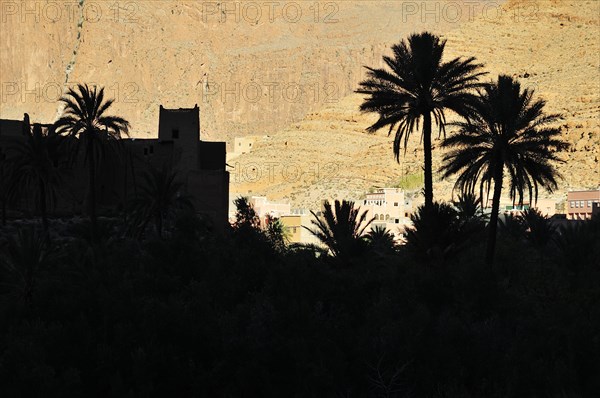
[361,188,414,238]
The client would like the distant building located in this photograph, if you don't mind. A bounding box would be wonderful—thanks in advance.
[0,105,230,230]
[279,213,322,246]
[501,198,557,217]
[361,188,413,238]
[248,196,291,225]
[227,136,258,161]
[566,189,600,220]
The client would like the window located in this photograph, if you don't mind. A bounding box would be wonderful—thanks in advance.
[379,214,384,220]
[395,219,399,224]
[570,201,574,208]
[374,214,379,220]
[385,214,390,220]
[172,129,179,139]
[405,212,408,217]
[239,142,241,146]
[580,200,584,208]
[394,202,398,207]
[587,200,592,208]
[149,145,154,154]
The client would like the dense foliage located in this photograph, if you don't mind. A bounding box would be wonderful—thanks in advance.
[1,210,598,397]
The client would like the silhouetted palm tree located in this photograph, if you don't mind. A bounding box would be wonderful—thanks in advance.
[54,84,130,239]
[129,165,192,238]
[441,75,569,264]
[356,32,485,209]
[10,124,63,233]
[232,196,261,230]
[365,226,398,257]
[404,201,462,263]
[305,200,373,262]
[517,208,557,263]
[264,214,289,253]
[453,192,483,221]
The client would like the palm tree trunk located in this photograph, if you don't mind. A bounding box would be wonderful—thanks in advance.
[88,139,97,240]
[39,178,48,234]
[485,163,504,265]
[423,112,433,210]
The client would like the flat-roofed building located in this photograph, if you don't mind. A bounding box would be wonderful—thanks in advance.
[279,213,322,246]
[361,188,413,239]
[566,189,600,220]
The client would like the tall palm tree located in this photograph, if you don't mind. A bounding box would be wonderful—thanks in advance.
[356,32,485,209]
[305,200,373,262]
[440,75,569,264]
[10,124,63,233]
[128,165,192,238]
[54,84,130,239]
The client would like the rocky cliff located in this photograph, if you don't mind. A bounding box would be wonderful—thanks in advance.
[1,0,598,209]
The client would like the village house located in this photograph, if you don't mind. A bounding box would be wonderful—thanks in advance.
[566,189,600,220]
[361,188,414,239]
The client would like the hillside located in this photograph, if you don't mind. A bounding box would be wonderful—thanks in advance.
[231,0,600,208]
[1,0,598,209]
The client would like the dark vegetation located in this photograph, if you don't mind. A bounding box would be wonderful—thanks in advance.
[1,201,598,397]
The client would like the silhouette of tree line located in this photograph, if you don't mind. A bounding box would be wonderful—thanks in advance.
[1,33,597,397]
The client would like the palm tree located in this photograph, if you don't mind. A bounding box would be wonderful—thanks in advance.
[54,84,130,239]
[128,165,192,238]
[440,75,569,264]
[305,200,373,262]
[232,196,261,230]
[452,192,483,221]
[365,226,398,257]
[517,208,557,264]
[10,123,63,233]
[404,201,462,263]
[264,214,290,253]
[356,32,485,209]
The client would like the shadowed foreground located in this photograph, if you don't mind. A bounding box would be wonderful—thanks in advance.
[0,210,598,397]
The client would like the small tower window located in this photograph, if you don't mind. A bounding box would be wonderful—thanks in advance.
[149,145,154,154]
[172,129,179,139]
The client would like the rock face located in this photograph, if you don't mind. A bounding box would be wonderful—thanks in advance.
[1,0,598,209]
[1,0,467,137]
[230,0,600,208]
